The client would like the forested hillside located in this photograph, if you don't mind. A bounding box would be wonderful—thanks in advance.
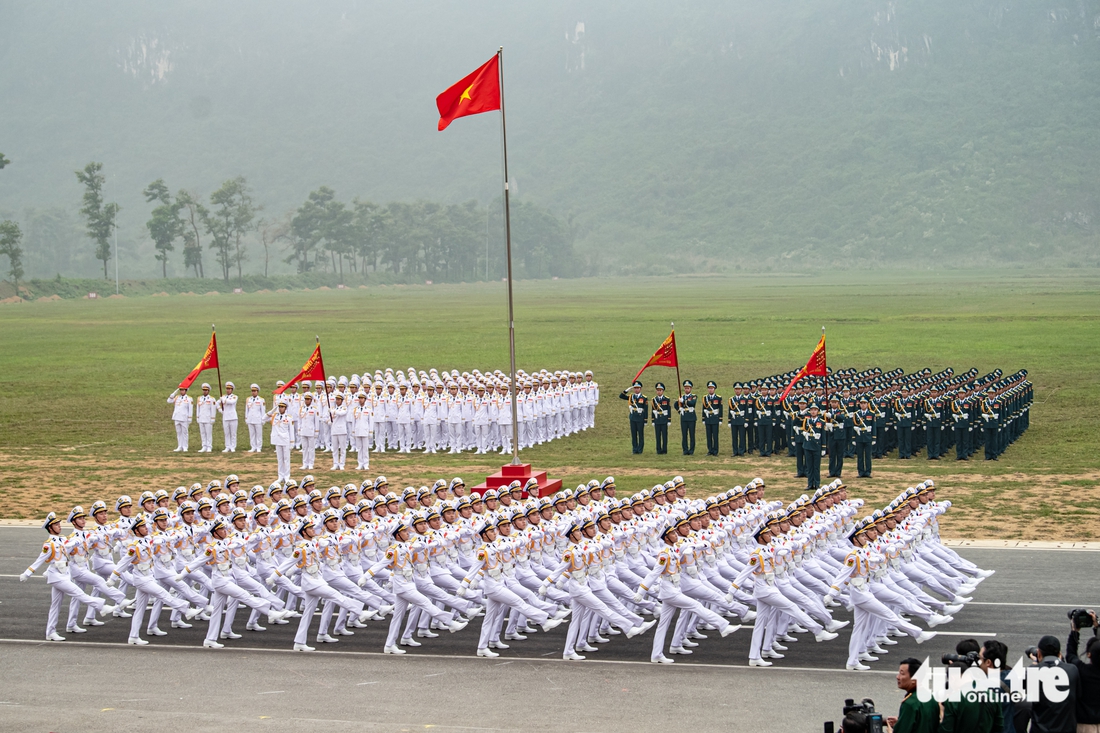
[0,0,1097,280]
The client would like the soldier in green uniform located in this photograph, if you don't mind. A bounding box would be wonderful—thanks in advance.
[794,395,808,477]
[854,397,874,478]
[677,380,697,456]
[652,382,671,455]
[924,386,943,460]
[825,396,846,478]
[894,387,914,459]
[982,395,1000,461]
[800,404,825,491]
[842,386,858,458]
[755,387,774,457]
[728,383,749,456]
[745,383,757,453]
[702,380,723,456]
[872,387,888,459]
[619,380,648,454]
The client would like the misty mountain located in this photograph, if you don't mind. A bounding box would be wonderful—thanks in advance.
[1,0,1098,279]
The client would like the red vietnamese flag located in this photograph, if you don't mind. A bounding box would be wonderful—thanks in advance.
[436,54,501,131]
[178,332,219,389]
[780,333,827,400]
[633,329,679,382]
[275,344,326,395]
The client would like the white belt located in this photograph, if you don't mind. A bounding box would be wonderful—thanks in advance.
[53,560,70,572]
[215,562,231,572]
[487,567,502,580]
[181,548,195,558]
[325,558,341,567]
[261,551,273,560]
[852,577,868,589]
[664,573,680,586]
[96,549,111,558]
[685,566,700,578]
[401,567,413,579]
[569,568,587,580]
[135,561,152,573]
[347,552,359,563]
[72,556,88,566]
[304,565,321,577]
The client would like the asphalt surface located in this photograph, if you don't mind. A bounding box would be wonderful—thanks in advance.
[1,526,1095,732]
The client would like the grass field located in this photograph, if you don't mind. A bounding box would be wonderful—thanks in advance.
[0,271,1097,538]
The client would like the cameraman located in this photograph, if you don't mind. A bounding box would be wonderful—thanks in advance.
[939,642,1005,733]
[981,639,1025,733]
[843,711,870,733]
[1067,610,1100,732]
[1032,634,1080,733]
[887,658,940,733]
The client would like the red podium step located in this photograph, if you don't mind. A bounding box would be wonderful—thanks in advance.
[470,463,562,499]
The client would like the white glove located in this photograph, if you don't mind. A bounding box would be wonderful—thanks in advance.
[266,573,278,588]
[106,575,119,588]
[456,585,467,597]
[823,593,834,606]
[633,591,644,603]
[19,570,30,582]
[538,585,548,598]
[725,591,735,604]
[357,575,368,588]
[173,572,186,583]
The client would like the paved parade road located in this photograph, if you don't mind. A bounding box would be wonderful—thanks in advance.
[0,526,1094,732]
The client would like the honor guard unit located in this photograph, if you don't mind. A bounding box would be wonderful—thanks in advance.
[24,471,991,670]
[170,367,599,460]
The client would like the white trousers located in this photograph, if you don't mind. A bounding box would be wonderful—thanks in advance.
[275,444,291,481]
[424,423,439,452]
[47,576,106,637]
[499,424,513,454]
[300,435,316,469]
[331,438,347,469]
[174,421,189,450]
[198,421,214,451]
[222,419,237,451]
[247,422,263,451]
[355,436,370,469]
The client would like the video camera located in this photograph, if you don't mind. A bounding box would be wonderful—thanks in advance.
[1068,608,1095,631]
[823,699,884,733]
[941,651,980,669]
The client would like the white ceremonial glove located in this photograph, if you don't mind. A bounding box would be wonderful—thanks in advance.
[19,570,30,582]
[357,575,368,588]
[725,591,735,604]
[266,573,278,588]
[633,591,644,603]
[823,593,834,606]
[106,575,119,588]
[538,585,548,598]
[456,585,467,597]
[173,572,186,583]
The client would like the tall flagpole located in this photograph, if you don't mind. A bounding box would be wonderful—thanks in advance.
[821,325,828,407]
[672,322,682,402]
[213,324,223,397]
[498,46,520,465]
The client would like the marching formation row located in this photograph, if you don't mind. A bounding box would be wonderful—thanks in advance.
[22,471,990,667]
[167,367,599,471]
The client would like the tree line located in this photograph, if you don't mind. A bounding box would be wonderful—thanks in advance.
[0,158,580,290]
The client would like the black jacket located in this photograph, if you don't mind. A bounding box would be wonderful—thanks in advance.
[1030,658,1080,733]
[1067,629,1100,724]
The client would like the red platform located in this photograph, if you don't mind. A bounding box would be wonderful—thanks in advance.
[470,463,562,499]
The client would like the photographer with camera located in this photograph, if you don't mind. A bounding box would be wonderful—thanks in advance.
[1031,634,1080,733]
[1067,609,1100,732]
[981,639,1027,733]
[940,640,1004,733]
[886,658,940,733]
[839,699,883,733]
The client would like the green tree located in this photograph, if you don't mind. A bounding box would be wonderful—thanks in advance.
[0,153,10,170]
[143,179,184,278]
[0,220,24,292]
[203,176,256,283]
[176,190,206,278]
[74,162,120,279]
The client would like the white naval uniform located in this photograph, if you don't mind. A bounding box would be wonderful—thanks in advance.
[24,534,111,639]
[196,394,217,452]
[299,402,320,470]
[328,404,348,470]
[270,412,293,482]
[169,393,193,451]
[245,395,266,451]
[218,393,238,452]
[352,402,372,470]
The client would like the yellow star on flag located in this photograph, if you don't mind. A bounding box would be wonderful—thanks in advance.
[459,84,474,103]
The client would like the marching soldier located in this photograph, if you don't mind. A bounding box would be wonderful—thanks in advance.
[652,383,671,455]
[728,383,749,456]
[619,381,649,454]
[677,380,697,455]
[702,381,723,456]
[854,397,874,478]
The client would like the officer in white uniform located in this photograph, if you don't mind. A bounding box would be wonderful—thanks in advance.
[245,384,266,452]
[168,386,193,451]
[328,393,349,470]
[218,382,239,452]
[352,392,373,470]
[196,383,218,452]
[268,400,293,482]
[299,392,319,470]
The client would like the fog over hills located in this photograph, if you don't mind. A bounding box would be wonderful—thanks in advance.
[1,0,1097,280]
